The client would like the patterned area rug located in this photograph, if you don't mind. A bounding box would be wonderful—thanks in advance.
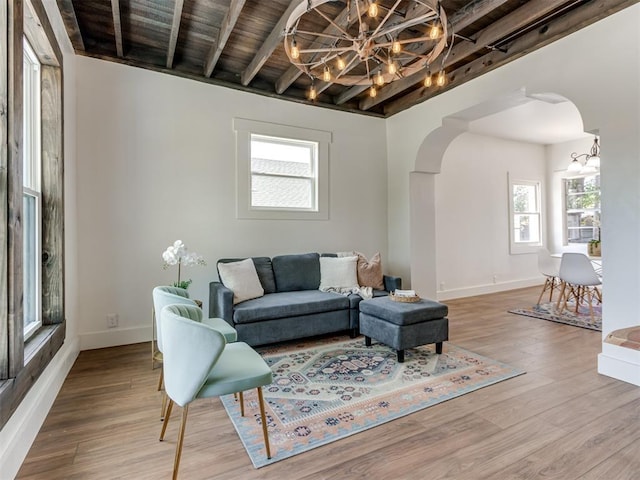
[509,301,601,331]
[221,337,525,468]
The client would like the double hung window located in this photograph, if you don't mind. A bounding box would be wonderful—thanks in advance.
[509,177,543,254]
[565,174,601,244]
[250,134,317,210]
[234,118,330,220]
[23,38,42,340]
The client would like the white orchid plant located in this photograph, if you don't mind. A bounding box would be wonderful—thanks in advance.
[162,240,206,290]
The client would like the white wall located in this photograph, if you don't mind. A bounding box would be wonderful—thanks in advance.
[74,58,389,349]
[387,5,640,384]
[0,2,81,478]
[435,133,546,300]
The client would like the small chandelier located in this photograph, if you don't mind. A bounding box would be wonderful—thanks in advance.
[283,0,449,99]
[567,137,601,174]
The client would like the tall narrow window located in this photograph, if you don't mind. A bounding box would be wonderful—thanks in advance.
[564,174,600,244]
[23,38,42,340]
[509,176,542,254]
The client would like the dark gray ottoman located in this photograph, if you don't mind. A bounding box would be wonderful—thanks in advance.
[359,296,448,362]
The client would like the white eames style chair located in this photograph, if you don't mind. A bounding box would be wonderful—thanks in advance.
[159,304,273,479]
[152,286,237,419]
[555,252,602,321]
[536,248,561,304]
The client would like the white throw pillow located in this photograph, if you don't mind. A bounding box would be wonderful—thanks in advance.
[319,256,359,289]
[218,258,264,304]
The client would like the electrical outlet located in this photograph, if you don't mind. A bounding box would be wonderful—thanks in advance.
[439,282,445,290]
[492,275,497,284]
[106,313,119,328]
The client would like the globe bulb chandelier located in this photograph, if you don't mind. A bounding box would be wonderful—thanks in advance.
[567,137,601,174]
[283,0,449,99]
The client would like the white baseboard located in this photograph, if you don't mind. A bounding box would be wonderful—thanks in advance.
[436,277,542,301]
[598,344,640,386]
[79,325,151,351]
[0,337,80,480]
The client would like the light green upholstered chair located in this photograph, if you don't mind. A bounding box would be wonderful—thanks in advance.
[152,286,237,419]
[159,304,273,479]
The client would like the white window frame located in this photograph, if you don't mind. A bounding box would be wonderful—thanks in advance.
[234,118,330,220]
[23,38,42,340]
[508,174,543,255]
[563,173,601,245]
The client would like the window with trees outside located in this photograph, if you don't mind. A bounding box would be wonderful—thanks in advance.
[565,174,601,244]
[509,177,542,254]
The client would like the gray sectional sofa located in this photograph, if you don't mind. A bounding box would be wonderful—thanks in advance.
[209,252,401,346]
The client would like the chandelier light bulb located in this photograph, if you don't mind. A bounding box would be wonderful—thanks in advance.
[368,2,378,18]
[424,74,432,87]
[392,40,401,54]
[436,70,446,86]
[369,85,377,98]
[323,66,331,82]
[309,84,317,100]
[429,23,440,40]
[388,61,397,75]
[336,55,346,70]
[375,70,384,86]
[291,40,300,60]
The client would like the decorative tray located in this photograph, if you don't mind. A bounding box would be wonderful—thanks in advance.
[390,293,421,303]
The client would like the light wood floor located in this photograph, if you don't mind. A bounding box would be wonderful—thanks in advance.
[17,287,640,479]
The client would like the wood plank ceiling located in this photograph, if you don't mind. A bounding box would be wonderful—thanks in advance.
[56,0,637,117]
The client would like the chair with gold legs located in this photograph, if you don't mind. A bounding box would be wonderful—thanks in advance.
[152,286,237,420]
[159,304,272,479]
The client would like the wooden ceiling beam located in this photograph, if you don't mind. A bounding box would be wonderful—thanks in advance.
[336,0,511,106]
[384,0,640,116]
[54,0,84,51]
[167,0,185,68]
[110,0,123,57]
[204,0,247,77]
[240,0,299,87]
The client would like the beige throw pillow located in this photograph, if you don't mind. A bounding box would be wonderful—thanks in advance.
[217,258,264,304]
[319,256,359,289]
[356,252,384,290]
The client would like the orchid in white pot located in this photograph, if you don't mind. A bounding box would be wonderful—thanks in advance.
[162,240,206,289]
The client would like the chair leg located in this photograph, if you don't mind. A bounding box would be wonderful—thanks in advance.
[555,282,567,311]
[172,405,189,480]
[537,277,551,305]
[587,288,595,321]
[160,399,174,441]
[594,287,602,303]
[239,391,245,417]
[256,387,271,459]
[159,369,168,421]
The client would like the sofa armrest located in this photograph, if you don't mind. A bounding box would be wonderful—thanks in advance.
[209,281,235,326]
[383,275,402,292]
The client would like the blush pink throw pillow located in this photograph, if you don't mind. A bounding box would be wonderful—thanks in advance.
[356,252,384,290]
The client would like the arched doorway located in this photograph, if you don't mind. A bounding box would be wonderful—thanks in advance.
[409,89,590,301]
